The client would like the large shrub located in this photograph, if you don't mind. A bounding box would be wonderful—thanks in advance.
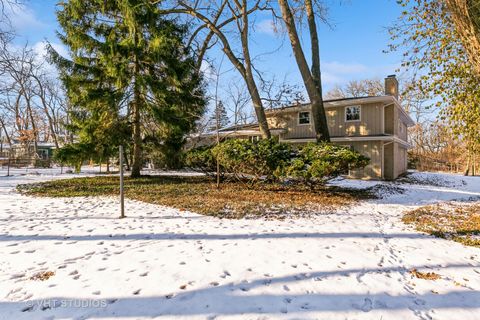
[185,139,369,186]
[53,142,93,173]
[281,143,370,186]
[212,138,292,182]
[184,145,217,176]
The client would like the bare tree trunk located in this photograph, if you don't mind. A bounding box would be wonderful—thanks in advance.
[131,31,142,178]
[473,152,477,176]
[238,0,271,139]
[131,85,142,178]
[24,93,38,155]
[464,151,471,176]
[305,0,330,142]
[164,1,271,138]
[124,147,130,171]
[33,75,59,148]
[445,0,480,76]
[277,0,330,142]
[0,117,11,145]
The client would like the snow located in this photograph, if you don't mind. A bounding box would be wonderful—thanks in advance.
[0,168,479,320]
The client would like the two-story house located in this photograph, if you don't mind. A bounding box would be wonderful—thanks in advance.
[196,75,415,180]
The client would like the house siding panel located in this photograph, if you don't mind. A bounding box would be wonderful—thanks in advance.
[336,141,383,179]
[384,104,394,135]
[278,103,385,140]
[395,143,408,178]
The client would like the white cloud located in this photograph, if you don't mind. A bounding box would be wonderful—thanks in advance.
[321,71,344,86]
[256,20,276,36]
[5,3,46,32]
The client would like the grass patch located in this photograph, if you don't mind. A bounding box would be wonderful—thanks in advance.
[403,202,480,247]
[17,175,374,219]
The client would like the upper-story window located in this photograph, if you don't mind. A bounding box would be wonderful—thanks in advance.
[345,106,361,122]
[298,111,310,125]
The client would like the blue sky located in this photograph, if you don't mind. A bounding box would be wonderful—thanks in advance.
[7,0,405,102]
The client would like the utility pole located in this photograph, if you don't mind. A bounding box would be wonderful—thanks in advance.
[119,145,125,218]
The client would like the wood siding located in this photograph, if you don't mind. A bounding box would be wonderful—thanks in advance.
[395,143,408,178]
[384,104,394,135]
[273,103,385,140]
[262,99,413,180]
[336,141,383,179]
[383,142,394,180]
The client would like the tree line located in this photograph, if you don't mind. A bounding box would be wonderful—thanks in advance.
[1,0,479,176]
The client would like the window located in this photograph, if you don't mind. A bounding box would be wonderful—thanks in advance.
[345,106,361,122]
[298,111,310,125]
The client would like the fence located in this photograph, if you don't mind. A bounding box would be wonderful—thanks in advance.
[408,152,467,173]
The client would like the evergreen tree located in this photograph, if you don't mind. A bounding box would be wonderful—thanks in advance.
[209,100,229,130]
[51,0,205,177]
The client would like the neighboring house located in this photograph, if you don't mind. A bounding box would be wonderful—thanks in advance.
[0,142,57,167]
[196,75,415,180]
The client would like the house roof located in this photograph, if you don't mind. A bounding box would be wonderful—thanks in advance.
[265,96,376,113]
[210,95,415,134]
[265,95,415,126]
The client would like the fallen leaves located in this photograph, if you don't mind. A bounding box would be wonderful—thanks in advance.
[403,202,480,247]
[409,268,441,280]
[30,271,55,281]
[18,175,373,219]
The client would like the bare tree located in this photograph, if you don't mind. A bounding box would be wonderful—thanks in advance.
[325,78,384,99]
[159,0,272,138]
[225,80,252,126]
[276,0,330,142]
[0,40,68,158]
[260,75,306,109]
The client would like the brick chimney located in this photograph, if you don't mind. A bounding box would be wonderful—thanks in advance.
[385,75,399,100]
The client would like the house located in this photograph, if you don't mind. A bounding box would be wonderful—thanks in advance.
[0,142,57,167]
[196,75,415,180]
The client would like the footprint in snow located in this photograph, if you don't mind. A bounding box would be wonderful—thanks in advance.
[92,291,101,295]
[354,298,373,312]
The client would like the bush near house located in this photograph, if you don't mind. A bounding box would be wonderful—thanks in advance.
[184,145,218,177]
[212,139,293,183]
[281,143,370,187]
[185,139,370,186]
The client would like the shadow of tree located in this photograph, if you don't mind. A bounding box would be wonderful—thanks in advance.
[0,231,435,242]
[2,264,479,318]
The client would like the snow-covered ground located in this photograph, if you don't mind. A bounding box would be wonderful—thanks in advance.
[0,168,479,320]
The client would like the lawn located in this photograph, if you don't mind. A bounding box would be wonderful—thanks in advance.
[17,175,374,218]
[403,202,480,247]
